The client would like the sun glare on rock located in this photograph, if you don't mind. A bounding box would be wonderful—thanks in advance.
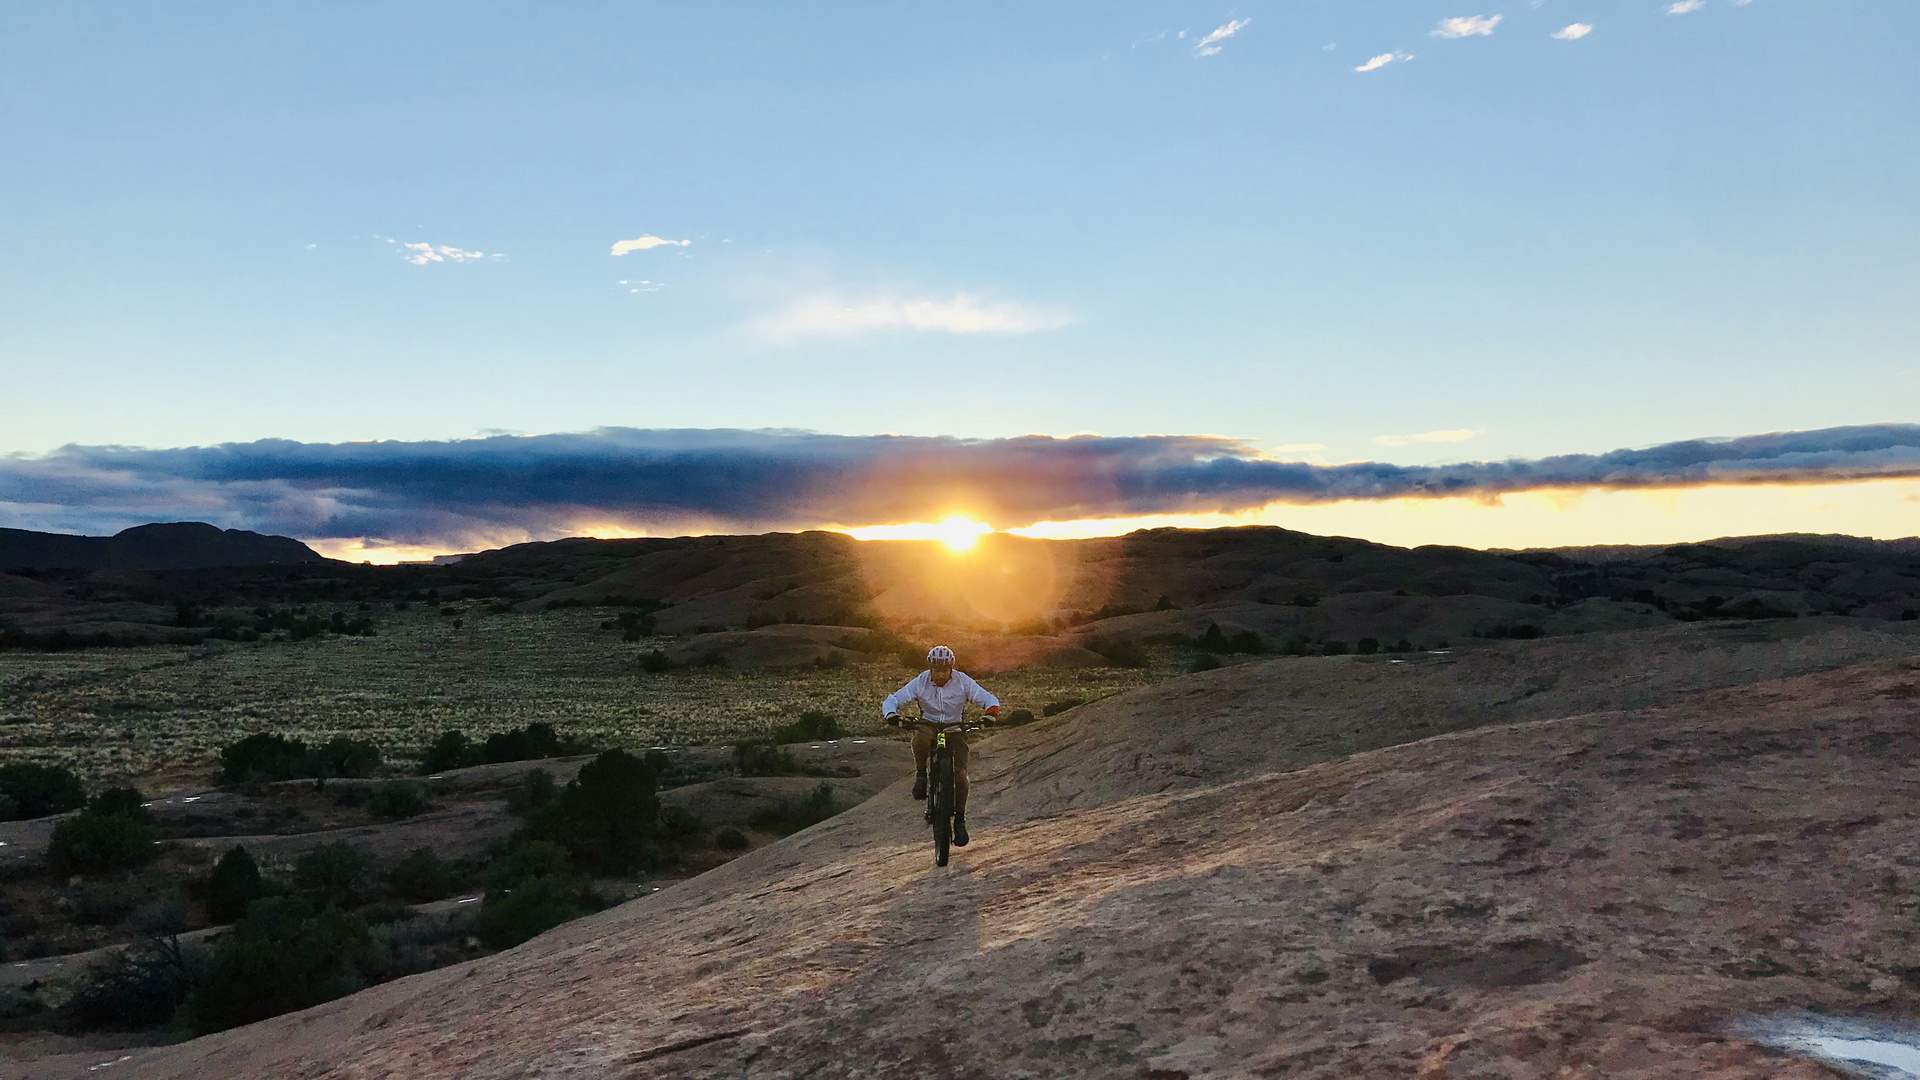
[844,515,994,552]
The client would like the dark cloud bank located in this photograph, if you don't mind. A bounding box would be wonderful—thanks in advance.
[2,424,1916,547]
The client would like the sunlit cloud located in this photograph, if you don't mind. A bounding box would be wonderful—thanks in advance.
[1356,51,1413,72]
[754,293,1072,340]
[611,235,691,256]
[1432,15,1502,38]
[1551,23,1593,40]
[1194,18,1250,57]
[1667,0,1704,13]
[4,424,1917,553]
[1374,429,1481,447]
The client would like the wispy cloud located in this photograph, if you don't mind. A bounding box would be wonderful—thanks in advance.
[1194,18,1250,57]
[1355,51,1413,72]
[1551,23,1593,39]
[1374,429,1482,448]
[755,293,1072,340]
[5,425,1917,547]
[1667,0,1704,13]
[611,235,691,256]
[1431,15,1502,38]
[376,237,494,264]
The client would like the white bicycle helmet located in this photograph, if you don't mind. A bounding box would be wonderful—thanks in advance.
[926,645,956,668]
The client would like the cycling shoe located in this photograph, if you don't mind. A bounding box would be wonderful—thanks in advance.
[953,815,969,847]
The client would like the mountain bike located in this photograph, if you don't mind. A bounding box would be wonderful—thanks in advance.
[921,719,974,867]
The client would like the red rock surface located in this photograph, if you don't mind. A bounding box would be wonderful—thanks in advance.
[14,641,1920,1079]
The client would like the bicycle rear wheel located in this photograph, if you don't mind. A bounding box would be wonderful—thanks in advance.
[931,747,953,866]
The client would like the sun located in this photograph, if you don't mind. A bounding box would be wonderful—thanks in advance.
[931,515,992,553]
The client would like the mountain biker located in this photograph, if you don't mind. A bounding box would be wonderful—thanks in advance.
[883,645,1000,848]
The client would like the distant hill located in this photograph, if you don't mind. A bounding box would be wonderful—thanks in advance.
[0,523,323,570]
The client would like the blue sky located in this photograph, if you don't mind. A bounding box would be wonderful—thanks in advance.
[2,2,1916,551]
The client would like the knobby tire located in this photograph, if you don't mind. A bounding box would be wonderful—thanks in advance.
[931,745,953,867]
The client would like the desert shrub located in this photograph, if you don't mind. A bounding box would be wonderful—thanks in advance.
[1229,630,1264,655]
[770,709,847,744]
[481,722,581,764]
[1190,653,1222,673]
[1003,708,1036,726]
[363,781,429,820]
[659,804,705,847]
[1085,635,1148,668]
[69,880,142,926]
[88,787,150,820]
[47,810,158,876]
[306,737,382,779]
[1155,594,1177,611]
[186,898,374,1034]
[1042,698,1084,717]
[61,935,196,1032]
[637,649,672,673]
[476,873,600,949]
[748,782,838,836]
[206,846,266,923]
[551,750,664,872]
[419,730,472,773]
[1903,608,1917,621]
[508,768,559,814]
[1198,624,1232,654]
[734,740,800,777]
[1393,639,1413,653]
[222,733,307,781]
[714,827,748,852]
[1322,640,1349,656]
[293,843,371,909]
[386,848,456,903]
[0,763,86,821]
[1357,637,1380,655]
[220,733,379,782]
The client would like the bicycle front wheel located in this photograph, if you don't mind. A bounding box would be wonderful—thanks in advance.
[931,749,953,866]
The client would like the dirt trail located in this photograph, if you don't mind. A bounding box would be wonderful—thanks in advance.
[10,626,1920,1079]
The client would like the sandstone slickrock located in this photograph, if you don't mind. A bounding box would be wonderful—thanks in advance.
[12,633,1920,1078]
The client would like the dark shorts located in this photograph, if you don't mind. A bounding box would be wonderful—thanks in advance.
[910,724,969,770]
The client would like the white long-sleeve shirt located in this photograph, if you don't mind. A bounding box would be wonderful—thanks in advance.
[881,669,999,728]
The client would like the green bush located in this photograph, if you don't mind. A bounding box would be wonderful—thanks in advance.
[419,730,472,774]
[1228,630,1264,655]
[61,935,195,1032]
[1322,640,1349,656]
[1199,624,1232,654]
[714,827,748,852]
[476,874,599,949]
[748,782,838,836]
[1042,698,1084,717]
[293,843,370,909]
[1357,637,1380,655]
[481,723,564,764]
[770,710,847,744]
[220,733,307,782]
[1003,708,1036,726]
[637,649,672,673]
[507,768,558,814]
[206,846,265,923]
[733,741,800,776]
[1085,635,1148,668]
[386,848,455,903]
[47,811,158,876]
[186,898,374,1034]
[363,781,429,820]
[1189,653,1222,673]
[220,733,380,782]
[0,763,87,821]
[553,750,663,872]
[87,787,150,821]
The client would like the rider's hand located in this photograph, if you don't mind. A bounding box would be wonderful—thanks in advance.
[983,704,1000,726]
[885,713,901,727]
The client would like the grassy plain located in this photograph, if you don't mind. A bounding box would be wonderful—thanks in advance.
[0,605,1161,784]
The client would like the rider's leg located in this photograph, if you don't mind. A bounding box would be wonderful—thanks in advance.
[909,725,932,799]
[953,735,971,814]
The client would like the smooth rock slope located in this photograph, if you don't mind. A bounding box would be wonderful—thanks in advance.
[16,633,1920,1079]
